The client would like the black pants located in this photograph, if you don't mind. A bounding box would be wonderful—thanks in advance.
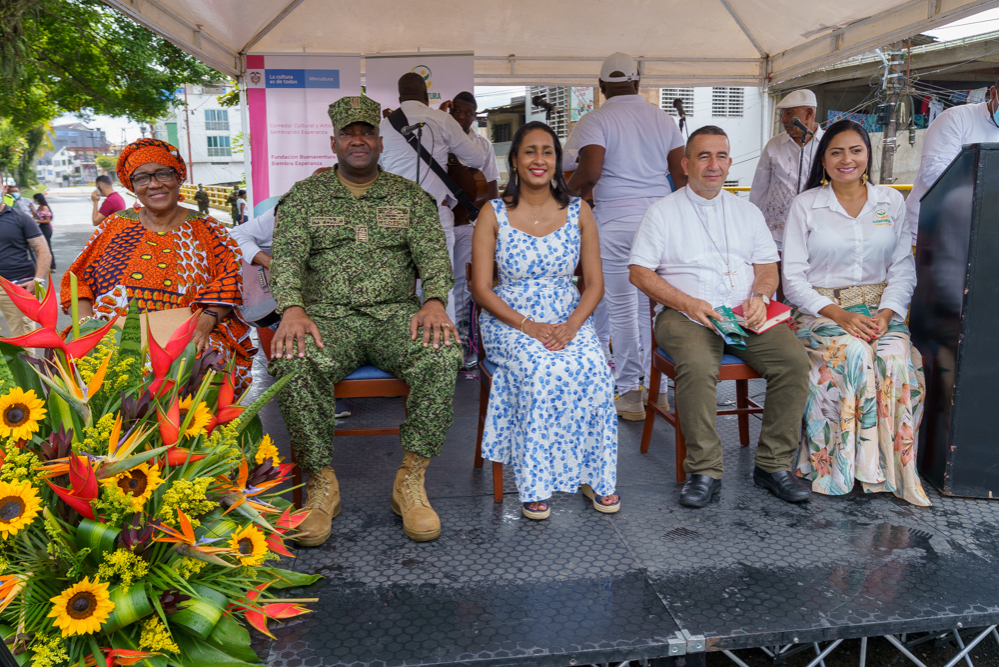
[38,223,54,270]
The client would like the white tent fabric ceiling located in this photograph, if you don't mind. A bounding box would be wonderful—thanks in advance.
[106,0,998,87]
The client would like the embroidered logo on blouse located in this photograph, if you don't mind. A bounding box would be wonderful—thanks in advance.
[873,209,893,226]
[377,207,410,228]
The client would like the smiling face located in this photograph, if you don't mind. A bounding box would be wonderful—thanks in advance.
[682,133,732,198]
[821,129,869,186]
[450,99,476,134]
[131,162,180,214]
[512,128,557,189]
[331,122,382,179]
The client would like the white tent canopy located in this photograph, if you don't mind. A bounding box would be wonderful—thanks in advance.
[106,0,998,87]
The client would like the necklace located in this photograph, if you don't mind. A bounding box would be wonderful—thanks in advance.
[689,193,737,289]
[525,202,543,225]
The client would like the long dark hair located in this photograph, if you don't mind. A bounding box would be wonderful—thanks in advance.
[804,119,872,191]
[502,121,572,209]
[33,193,49,207]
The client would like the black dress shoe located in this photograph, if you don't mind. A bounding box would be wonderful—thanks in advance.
[753,467,811,503]
[679,474,722,508]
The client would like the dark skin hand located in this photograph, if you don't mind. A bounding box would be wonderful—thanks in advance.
[271,123,460,359]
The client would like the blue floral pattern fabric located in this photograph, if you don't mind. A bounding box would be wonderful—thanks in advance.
[480,198,618,503]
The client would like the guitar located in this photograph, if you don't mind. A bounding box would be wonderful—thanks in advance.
[447,153,489,226]
[239,248,279,328]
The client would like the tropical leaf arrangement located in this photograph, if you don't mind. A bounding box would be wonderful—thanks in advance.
[0,277,316,667]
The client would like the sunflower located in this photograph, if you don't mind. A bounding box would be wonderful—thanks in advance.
[47,576,114,637]
[0,388,46,441]
[228,525,268,566]
[254,434,282,466]
[0,480,42,539]
[178,396,212,438]
[101,461,164,512]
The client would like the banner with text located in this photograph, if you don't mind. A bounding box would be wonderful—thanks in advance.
[245,54,361,213]
[364,53,474,114]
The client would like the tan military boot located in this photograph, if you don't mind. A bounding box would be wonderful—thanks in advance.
[615,388,646,421]
[642,385,670,411]
[391,451,441,542]
[296,466,341,547]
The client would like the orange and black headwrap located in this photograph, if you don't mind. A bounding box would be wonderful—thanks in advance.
[116,138,187,191]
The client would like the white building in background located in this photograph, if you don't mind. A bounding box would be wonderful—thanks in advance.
[156,84,244,186]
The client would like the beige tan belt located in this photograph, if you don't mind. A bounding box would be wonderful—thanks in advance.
[813,282,886,309]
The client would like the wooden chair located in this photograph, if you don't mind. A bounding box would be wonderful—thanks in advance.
[290,366,411,508]
[469,261,586,503]
[640,304,765,484]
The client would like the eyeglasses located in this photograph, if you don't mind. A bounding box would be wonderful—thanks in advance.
[131,168,177,187]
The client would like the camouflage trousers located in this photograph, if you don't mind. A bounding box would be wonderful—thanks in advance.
[268,307,463,474]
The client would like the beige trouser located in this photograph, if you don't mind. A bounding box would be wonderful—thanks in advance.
[0,287,35,338]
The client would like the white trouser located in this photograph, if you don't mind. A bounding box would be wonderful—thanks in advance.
[452,223,474,338]
[417,205,457,323]
[593,297,612,363]
[598,214,652,394]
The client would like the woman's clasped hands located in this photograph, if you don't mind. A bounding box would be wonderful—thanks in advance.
[523,319,580,351]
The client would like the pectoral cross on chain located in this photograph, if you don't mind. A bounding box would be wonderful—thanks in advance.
[722,268,737,289]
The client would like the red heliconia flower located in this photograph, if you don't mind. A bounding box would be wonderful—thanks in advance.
[148,315,198,397]
[162,448,207,466]
[206,369,244,433]
[231,581,310,639]
[265,506,310,558]
[46,455,98,520]
[0,312,116,360]
[0,276,57,328]
[157,397,181,447]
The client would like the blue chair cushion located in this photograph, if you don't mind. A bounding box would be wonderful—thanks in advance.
[656,347,746,366]
[342,365,397,381]
[481,358,497,376]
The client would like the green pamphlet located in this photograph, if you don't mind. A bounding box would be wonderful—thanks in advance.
[711,306,748,350]
[843,304,872,317]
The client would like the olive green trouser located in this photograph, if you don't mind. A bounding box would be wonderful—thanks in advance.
[654,308,810,479]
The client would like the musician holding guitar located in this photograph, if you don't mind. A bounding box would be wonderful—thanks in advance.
[443,92,499,350]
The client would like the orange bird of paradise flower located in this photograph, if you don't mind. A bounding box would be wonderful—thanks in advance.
[230,580,311,639]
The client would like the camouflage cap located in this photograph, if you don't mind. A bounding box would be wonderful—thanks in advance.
[328,96,381,130]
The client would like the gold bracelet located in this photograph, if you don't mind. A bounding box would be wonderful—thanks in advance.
[519,315,533,332]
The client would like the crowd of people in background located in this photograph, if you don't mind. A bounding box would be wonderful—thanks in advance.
[3,51,998,546]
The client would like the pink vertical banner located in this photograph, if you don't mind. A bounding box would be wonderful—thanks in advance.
[244,54,361,214]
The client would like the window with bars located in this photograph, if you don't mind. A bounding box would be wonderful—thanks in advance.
[207,135,231,157]
[529,86,569,139]
[493,122,512,144]
[711,88,744,117]
[661,88,695,118]
[205,109,229,132]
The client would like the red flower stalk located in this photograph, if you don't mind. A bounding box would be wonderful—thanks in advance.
[206,370,244,433]
[46,455,98,520]
[232,581,311,639]
[265,506,310,558]
[148,315,198,397]
[157,397,181,447]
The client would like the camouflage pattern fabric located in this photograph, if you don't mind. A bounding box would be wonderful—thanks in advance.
[269,308,462,473]
[328,96,381,131]
[268,166,460,473]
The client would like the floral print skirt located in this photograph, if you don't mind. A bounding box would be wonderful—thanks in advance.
[790,310,930,506]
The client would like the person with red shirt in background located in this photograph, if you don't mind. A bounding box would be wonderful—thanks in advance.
[91,174,126,226]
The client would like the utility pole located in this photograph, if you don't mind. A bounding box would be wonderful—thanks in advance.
[879,41,907,184]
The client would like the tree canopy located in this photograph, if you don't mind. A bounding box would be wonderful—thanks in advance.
[0,0,221,132]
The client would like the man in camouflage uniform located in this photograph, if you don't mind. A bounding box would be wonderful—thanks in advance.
[268,96,463,546]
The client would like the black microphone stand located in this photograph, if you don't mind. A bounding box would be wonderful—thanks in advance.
[796,125,815,193]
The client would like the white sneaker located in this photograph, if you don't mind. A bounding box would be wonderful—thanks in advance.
[614,389,646,421]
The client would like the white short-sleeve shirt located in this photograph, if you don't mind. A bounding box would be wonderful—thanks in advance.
[748,128,824,247]
[565,95,685,223]
[781,183,916,319]
[629,187,780,317]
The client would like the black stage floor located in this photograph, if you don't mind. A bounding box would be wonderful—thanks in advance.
[246,356,999,667]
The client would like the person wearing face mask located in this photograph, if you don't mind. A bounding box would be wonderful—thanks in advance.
[749,90,824,249]
[471,121,618,521]
[907,78,999,248]
[781,119,928,506]
[629,126,811,509]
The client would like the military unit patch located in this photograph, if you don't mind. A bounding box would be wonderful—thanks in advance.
[377,206,411,228]
[356,225,369,242]
[311,217,346,226]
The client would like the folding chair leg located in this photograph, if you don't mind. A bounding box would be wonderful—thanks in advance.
[675,413,687,485]
[640,367,662,454]
[736,379,750,447]
[290,444,303,509]
[492,461,503,502]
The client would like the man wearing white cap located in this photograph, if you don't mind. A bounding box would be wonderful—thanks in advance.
[750,89,824,249]
[567,52,687,421]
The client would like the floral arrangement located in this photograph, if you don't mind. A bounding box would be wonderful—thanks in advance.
[0,278,316,667]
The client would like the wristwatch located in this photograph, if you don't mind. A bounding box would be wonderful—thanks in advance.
[751,292,771,306]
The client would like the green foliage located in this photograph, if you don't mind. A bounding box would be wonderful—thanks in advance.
[0,119,26,181]
[95,154,116,174]
[0,0,221,131]
[216,82,240,108]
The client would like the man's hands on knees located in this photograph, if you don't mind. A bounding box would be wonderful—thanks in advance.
[273,306,324,359]
[683,297,722,328]
[410,299,460,350]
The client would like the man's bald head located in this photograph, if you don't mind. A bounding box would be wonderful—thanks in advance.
[398,72,429,105]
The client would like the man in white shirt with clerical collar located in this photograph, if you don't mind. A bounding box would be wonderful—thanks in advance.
[380,72,489,322]
[567,52,687,421]
[907,78,999,247]
[629,126,811,509]
[749,89,824,249]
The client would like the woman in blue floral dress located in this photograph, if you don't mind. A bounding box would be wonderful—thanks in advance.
[471,122,619,520]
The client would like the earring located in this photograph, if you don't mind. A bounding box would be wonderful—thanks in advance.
[514,170,518,186]
[821,169,829,187]
[861,172,867,185]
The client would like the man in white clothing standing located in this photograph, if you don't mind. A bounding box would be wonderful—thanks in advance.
[906,79,999,247]
[567,52,687,421]
[380,73,489,323]
[749,89,824,249]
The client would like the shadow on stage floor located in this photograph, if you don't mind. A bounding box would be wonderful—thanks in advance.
[244,355,999,666]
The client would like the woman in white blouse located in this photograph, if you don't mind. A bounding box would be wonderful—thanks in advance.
[781,119,929,506]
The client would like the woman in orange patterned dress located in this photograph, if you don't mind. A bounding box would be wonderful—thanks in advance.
[60,139,255,393]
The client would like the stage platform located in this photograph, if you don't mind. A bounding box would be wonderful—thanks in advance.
[248,360,999,666]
